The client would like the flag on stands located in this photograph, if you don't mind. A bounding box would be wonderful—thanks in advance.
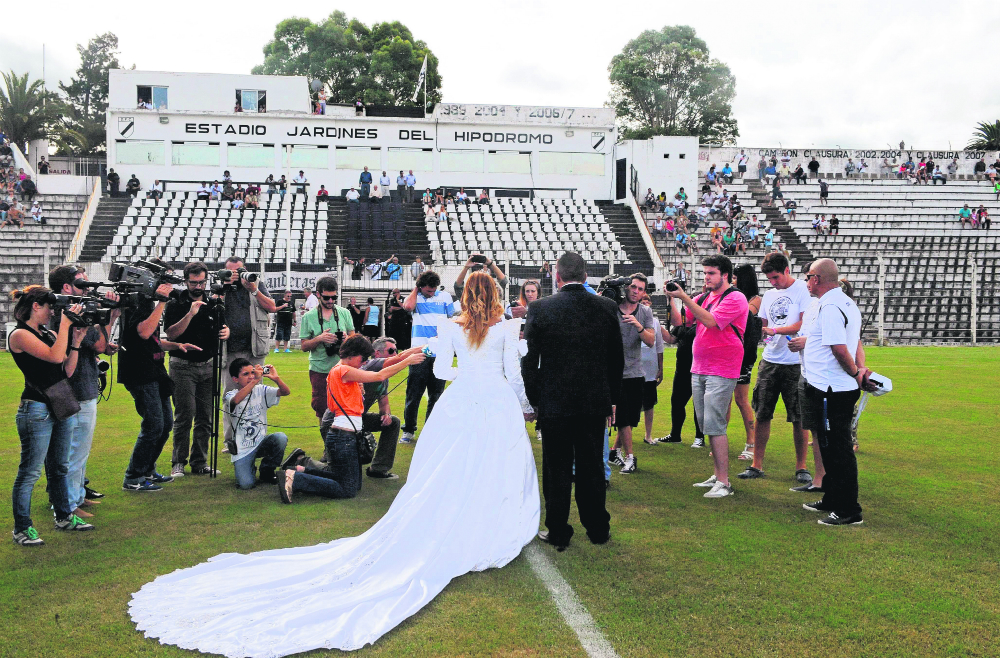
[412,55,427,104]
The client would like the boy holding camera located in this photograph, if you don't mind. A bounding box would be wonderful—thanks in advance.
[300,276,355,424]
[224,359,289,489]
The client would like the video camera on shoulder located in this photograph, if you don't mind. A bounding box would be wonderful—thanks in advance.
[51,293,118,327]
[596,276,632,305]
[107,260,184,301]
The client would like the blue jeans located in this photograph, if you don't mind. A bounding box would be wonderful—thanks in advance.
[402,356,446,433]
[233,433,288,490]
[67,398,98,509]
[13,400,74,533]
[291,428,362,499]
[123,381,173,485]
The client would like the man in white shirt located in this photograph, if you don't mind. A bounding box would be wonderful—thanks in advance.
[379,171,392,195]
[395,171,406,201]
[738,253,813,483]
[148,180,164,200]
[792,258,867,526]
[405,170,416,202]
[409,257,425,279]
[737,149,749,178]
[301,286,319,317]
[292,170,307,195]
[345,187,360,204]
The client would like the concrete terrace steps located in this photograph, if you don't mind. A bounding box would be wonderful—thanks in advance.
[328,198,433,265]
[79,197,141,263]
[593,201,654,274]
[745,179,814,263]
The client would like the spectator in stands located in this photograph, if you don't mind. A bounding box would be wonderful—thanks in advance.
[385,257,402,280]
[231,195,245,212]
[829,215,840,235]
[813,214,824,234]
[675,231,689,254]
[434,188,446,205]
[771,177,783,205]
[0,195,11,226]
[19,175,36,202]
[722,229,736,255]
[947,159,958,177]
[818,178,830,206]
[220,180,235,202]
[1,200,25,228]
[264,174,276,197]
[976,205,990,230]
[421,188,433,206]
[30,201,43,225]
[437,206,448,223]
[932,167,947,185]
[37,156,48,174]
[0,140,11,167]
[652,216,668,239]
[644,188,656,211]
[857,159,868,176]
[778,162,791,184]
[410,256,425,280]
[711,230,724,254]
[370,184,383,203]
[423,203,435,220]
[318,88,327,114]
[123,174,140,199]
[688,229,700,254]
[209,181,222,200]
[721,163,734,184]
[196,182,210,201]
[736,150,749,178]
[456,188,470,206]
[359,167,372,198]
[379,171,392,196]
[757,156,767,181]
[793,164,808,184]
[925,158,936,182]
[987,164,998,186]
[764,228,775,250]
[844,159,856,177]
[393,171,406,202]
[784,198,798,219]
[345,187,360,205]
[974,158,986,180]
[705,165,717,187]
[233,185,246,202]
[316,185,329,200]
[293,171,307,195]
[355,98,364,115]
[278,175,288,198]
[406,170,417,202]
[994,179,1000,201]
[959,204,973,228]
[148,180,163,200]
[879,158,892,177]
[222,171,232,184]
[245,188,259,210]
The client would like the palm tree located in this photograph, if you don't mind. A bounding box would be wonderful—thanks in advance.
[0,70,60,150]
[967,120,1000,150]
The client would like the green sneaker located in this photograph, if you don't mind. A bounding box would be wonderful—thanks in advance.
[54,515,94,532]
[13,527,45,546]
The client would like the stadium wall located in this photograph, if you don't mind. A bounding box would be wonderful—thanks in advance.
[699,145,999,175]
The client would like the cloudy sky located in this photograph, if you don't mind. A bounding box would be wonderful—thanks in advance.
[3,1,997,149]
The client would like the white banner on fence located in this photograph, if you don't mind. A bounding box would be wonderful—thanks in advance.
[260,270,337,292]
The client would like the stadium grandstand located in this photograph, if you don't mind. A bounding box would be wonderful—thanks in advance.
[1,69,998,345]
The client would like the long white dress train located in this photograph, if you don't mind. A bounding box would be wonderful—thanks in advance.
[129,320,540,657]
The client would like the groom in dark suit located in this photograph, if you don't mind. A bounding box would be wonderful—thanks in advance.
[522,252,624,550]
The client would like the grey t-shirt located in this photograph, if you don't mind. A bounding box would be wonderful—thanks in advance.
[361,357,388,410]
[619,303,655,380]
[224,281,270,353]
[69,326,101,402]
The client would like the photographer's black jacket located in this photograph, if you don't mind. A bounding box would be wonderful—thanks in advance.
[163,290,220,362]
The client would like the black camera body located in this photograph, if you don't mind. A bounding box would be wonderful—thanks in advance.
[108,260,184,300]
[596,276,632,306]
[51,294,117,327]
[664,278,686,292]
[324,331,346,357]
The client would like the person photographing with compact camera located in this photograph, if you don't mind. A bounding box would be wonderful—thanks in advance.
[300,276,355,427]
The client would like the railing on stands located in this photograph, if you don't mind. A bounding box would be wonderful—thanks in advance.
[68,178,103,263]
[625,194,664,271]
[46,156,105,177]
[157,180,312,192]
[411,186,579,200]
[11,143,37,179]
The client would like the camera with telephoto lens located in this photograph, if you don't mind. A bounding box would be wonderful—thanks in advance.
[324,331,346,357]
[664,278,686,292]
[596,276,632,305]
[51,294,116,327]
[107,260,184,300]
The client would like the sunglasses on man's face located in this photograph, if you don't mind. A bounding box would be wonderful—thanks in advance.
[385,347,398,355]
[321,294,338,301]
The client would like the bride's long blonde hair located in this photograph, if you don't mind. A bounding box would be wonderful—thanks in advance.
[456,271,504,350]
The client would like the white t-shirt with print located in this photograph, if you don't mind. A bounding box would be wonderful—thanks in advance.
[224,385,281,462]
[760,279,812,365]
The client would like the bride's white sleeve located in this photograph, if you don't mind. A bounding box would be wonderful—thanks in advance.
[432,321,458,381]
[503,320,534,414]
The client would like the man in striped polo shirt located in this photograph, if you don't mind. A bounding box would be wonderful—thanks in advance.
[400,270,454,442]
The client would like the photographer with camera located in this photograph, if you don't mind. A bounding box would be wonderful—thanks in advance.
[401,270,454,442]
[48,266,120,518]
[119,280,203,492]
[300,276,355,424]
[163,262,231,478]
[665,255,748,498]
[220,256,277,442]
[454,254,522,317]
[605,274,655,475]
[225,359,290,489]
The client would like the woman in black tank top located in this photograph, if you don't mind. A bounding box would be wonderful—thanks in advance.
[8,286,92,546]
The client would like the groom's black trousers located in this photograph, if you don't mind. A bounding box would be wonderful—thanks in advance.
[540,414,611,545]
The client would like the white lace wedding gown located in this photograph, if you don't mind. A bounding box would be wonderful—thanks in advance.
[129,320,540,657]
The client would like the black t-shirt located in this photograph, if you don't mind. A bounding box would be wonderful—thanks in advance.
[11,323,67,404]
[163,290,221,362]
[351,262,364,280]
[348,304,366,332]
[118,301,169,387]
[276,301,295,330]
[808,160,820,172]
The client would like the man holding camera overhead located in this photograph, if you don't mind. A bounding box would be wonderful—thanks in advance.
[300,276,355,428]
[164,262,231,478]
[221,256,278,446]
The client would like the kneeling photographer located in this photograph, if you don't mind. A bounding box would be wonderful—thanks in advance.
[277,335,423,504]
[164,262,230,478]
[118,265,202,492]
[299,276,355,425]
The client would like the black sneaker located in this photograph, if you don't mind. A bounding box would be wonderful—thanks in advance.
[257,470,278,485]
[790,483,824,493]
[122,479,163,492]
[737,466,765,479]
[657,434,682,443]
[191,466,220,476]
[802,501,832,513]
[366,467,400,480]
[818,512,863,526]
[795,469,813,484]
[280,448,306,471]
[148,472,174,484]
[84,486,104,499]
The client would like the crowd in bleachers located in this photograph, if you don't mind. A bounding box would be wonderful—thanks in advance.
[0,149,42,229]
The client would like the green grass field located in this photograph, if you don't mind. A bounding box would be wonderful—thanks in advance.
[1,346,998,658]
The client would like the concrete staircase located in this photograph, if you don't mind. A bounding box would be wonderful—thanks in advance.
[746,180,814,264]
[594,201,655,275]
[78,196,131,263]
[0,194,88,324]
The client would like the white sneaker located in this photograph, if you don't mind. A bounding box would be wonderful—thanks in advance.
[693,475,718,488]
[399,432,416,444]
[620,455,637,474]
[691,437,706,449]
[704,481,734,498]
[170,464,185,478]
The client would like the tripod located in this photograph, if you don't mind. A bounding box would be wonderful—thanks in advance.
[209,299,226,479]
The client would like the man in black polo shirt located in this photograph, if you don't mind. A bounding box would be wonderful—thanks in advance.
[164,262,231,477]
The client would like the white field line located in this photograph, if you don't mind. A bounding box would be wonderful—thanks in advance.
[524,543,621,658]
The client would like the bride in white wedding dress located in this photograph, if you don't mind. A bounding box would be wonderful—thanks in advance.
[129,272,540,657]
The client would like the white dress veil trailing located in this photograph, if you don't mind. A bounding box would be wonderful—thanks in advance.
[129,319,540,657]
